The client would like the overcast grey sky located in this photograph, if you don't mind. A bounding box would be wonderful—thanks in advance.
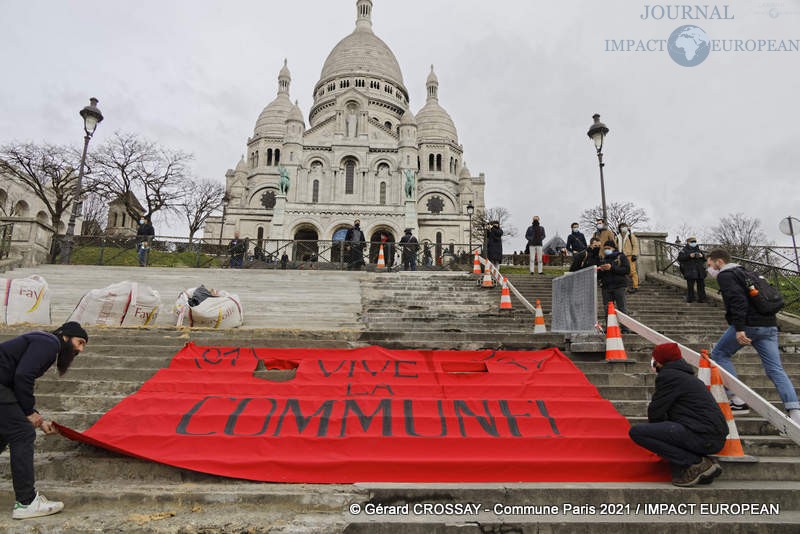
[1,0,798,247]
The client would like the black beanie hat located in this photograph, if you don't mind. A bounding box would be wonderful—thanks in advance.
[56,321,88,342]
[603,240,617,249]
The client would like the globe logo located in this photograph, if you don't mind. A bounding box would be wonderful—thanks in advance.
[667,25,711,67]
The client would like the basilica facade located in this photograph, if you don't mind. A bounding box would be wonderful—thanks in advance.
[203,0,486,261]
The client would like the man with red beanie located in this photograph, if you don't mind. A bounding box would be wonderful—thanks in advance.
[628,343,728,487]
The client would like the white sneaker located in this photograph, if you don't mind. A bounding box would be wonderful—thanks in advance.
[789,409,800,425]
[12,493,64,519]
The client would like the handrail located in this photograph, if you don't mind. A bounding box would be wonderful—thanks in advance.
[617,310,800,446]
[480,256,537,314]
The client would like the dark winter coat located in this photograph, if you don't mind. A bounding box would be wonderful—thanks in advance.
[569,246,600,272]
[677,245,707,280]
[136,222,155,243]
[486,226,504,263]
[399,233,419,262]
[0,331,60,416]
[597,251,630,290]
[228,238,247,258]
[566,231,587,253]
[648,359,728,439]
[525,224,546,247]
[345,226,367,265]
[717,264,777,331]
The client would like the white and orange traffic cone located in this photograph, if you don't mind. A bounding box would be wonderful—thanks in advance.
[473,251,482,275]
[481,262,495,288]
[700,351,758,463]
[377,244,386,269]
[605,302,628,363]
[499,277,513,310]
[533,299,547,334]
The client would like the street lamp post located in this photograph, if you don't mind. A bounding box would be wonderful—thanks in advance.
[62,98,103,264]
[466,201,475,255]
[587,114,610,224]
[217,193,231,249]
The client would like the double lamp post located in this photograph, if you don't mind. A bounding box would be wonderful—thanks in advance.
[61,98,104,264]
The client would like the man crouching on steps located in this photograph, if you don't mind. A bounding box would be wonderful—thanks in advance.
[629,343,727,487]
[0,321,88,519]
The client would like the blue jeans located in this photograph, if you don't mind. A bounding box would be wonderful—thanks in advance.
[137,244,149,267]
[711,325,800,411]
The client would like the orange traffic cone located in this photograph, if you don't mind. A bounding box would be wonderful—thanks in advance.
[533,299,547,334]
[605,302,628,363]
[377,244,386,269]
[473,251,482,275]
[499,277,513,310]
[481,262,495,288]
[700,351,758,463]
[697,349,712,385]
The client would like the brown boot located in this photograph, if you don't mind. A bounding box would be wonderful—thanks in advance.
[672,457,721,487]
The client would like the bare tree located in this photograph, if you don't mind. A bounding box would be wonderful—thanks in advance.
[81,192,108,236]
[88,132,192,222]
[580,201,650,235]
[471,206,518,244]
[672,222,706,245]
[709,213,769,261]
[0,142,80,230]
[180,179,225,243]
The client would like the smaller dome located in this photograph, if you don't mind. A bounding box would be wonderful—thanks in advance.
[235,155,247,172]
[287,100,305,124]
[459,162,471,179]
[416,100,458,143]
[254,94,293,137]
[399,110,416,126]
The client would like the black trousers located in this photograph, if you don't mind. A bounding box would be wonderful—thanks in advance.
[686,278,706,301]
[629,421,725,471]
[0,402,37,504]
[602,286,627,315]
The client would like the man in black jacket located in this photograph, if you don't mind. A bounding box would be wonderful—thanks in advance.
[707,249,800,422]
[136,216,155,267]
[677,237,707,302]
[569,237,600,272]
[399,228,419,271]
[524,216,546,274]
[629,343,727,487]
[0,322,88,519]
[597,240,630,313]
[344,219,366,270]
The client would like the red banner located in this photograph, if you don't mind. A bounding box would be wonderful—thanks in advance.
[57,344,668,482]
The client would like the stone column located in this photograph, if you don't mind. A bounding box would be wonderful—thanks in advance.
[635,231,668,279]
[270,195,288,241]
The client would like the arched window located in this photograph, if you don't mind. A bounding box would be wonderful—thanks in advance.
[254,151,259,167]
[384,121,392,130]
[275,149,281,165]
[345,160,356,194]
[312,180,320,203]
[267,149,273,166]
[450,157,454,173]
[436,154,442,172]
[379,182,386,205]
[428,154,435,171]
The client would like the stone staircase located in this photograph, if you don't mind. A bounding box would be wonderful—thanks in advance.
[0,266,799,532]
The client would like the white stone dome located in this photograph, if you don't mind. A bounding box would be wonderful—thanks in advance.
[416,65,458,143]
[320,29,405,89]
[254,94,293,137]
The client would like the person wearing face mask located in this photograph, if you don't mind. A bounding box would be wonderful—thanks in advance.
[136,216,155,267]
[0,321,88,519]
[524,216,546,275]
[616,223,640,293]
[677,237,707,303]
[344,219,366,270]
[592,218,615,248]
[628,343,726,487]
[486,220,504,266]
[597,240,631,328]
[570,237,601,272]
[707,249,800,422]
[566,222,587,256]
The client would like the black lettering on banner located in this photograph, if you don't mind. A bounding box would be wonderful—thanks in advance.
[360,360,391,376]
[454,400,500,437]
[225,347,241,367]
[318,360,346,377]
[273,399,335,437]
[194,348,242,368]
[536,399,560,436]
[346,383,395,397]
[394,360,418,378]
[404,399,447,437]
[176,395,225,435]
[339,399,393,437]
[498,400,531,437]
[224,397,278,436]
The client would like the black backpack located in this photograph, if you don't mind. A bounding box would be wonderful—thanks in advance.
[736,267,784,315]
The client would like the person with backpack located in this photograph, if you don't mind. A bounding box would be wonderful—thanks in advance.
[707,249,800,423]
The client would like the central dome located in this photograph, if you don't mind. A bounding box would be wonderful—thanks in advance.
[319,28,405,90]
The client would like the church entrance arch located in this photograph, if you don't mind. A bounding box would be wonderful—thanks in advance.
[330,226,350,264]
[369,228,396,266]
[293,226,319,262]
